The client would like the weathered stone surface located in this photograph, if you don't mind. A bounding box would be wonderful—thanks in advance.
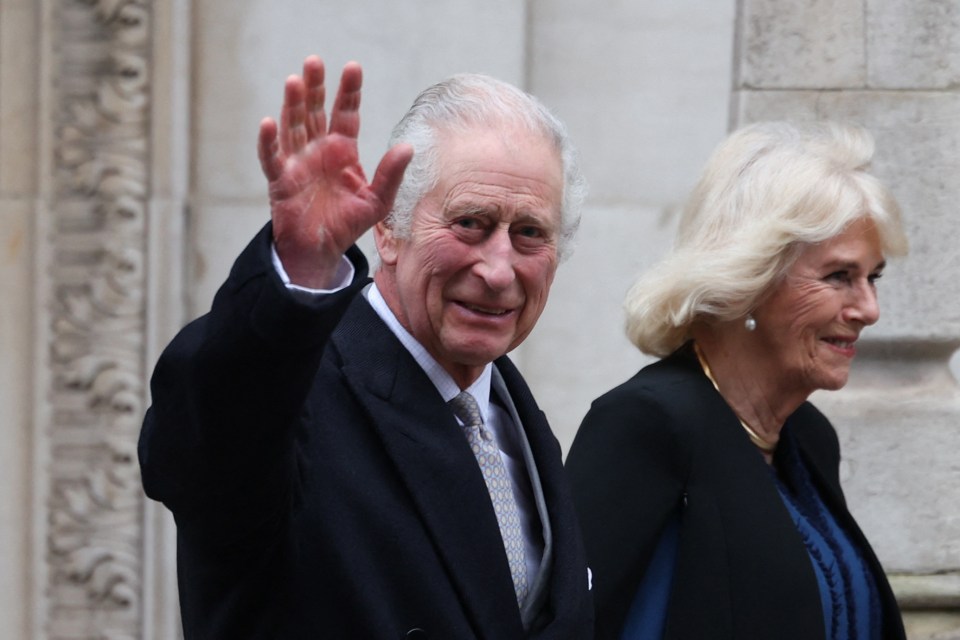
[738,0,865,89]
[814,376,960,571]
[868,0,960,89]
[192,0,527,201]
[529,0,736,207]
[0,6,38,632]
[0,198,31,640]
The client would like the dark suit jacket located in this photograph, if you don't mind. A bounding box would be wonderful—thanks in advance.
[138,224,592,640]
[565,344,905,640]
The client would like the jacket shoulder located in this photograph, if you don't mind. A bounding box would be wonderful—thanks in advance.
[578,350,713,444]
[784,401,842,493]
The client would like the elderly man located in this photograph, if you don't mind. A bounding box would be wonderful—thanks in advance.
[139,55,592,639]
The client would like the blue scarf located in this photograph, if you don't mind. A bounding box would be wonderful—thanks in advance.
[773,429,883,640]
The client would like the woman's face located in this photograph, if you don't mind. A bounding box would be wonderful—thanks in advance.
[752,217,886,396]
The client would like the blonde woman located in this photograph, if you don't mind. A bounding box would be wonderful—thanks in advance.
[566,122,908,640]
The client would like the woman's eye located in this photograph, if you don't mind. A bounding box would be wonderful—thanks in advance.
[825,270,851,284]
[868,272,883,285]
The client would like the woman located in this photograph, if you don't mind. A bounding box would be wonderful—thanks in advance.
[565,121,908,640]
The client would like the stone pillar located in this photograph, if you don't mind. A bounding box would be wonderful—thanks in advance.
[0,0,190,637]
[0,0,41,636]
[735,0,960,637]
[32,1,151,636]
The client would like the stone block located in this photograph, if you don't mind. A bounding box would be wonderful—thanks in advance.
[192,0,526,201]
[901,609,960,640]
[0,197,30,640]
[737,0,865,89]
[529,0,735,206]
[829,395,960,571]
[0,0,39,194]
[187,200,271,318]
[868,0,960,89]
[812,353,960,571]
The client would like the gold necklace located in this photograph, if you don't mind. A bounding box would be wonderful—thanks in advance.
[693,343,777,454]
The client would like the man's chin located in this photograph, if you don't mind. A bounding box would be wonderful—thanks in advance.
[445,340,513,367]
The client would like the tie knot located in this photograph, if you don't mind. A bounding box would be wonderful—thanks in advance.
[449,391,484,428]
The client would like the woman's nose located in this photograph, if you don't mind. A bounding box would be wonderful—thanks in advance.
[845,279,880,326]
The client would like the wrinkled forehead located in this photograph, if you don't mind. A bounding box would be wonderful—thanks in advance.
[432,125,563,192]
[434,115,560,154]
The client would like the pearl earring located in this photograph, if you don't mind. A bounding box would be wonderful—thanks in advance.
[745,315,757,331]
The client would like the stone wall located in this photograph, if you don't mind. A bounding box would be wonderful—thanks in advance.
[0,0,955,637]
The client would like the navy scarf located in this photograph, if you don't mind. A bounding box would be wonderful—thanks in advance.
[773,428,883,640]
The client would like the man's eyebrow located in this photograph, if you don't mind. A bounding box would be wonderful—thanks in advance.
[446,204,494,217]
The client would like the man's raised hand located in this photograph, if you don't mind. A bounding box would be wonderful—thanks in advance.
[257,55,413,288]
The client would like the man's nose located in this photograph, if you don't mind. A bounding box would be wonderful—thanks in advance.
[474,229,516,290]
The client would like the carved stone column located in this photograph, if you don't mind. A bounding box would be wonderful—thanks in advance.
[32,0,187,637]
[35,1,151,636]
[734,1,960,637]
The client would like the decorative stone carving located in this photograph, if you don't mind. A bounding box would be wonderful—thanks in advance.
[40,0,151,637]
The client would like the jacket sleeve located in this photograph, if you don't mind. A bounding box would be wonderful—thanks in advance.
[137,223,369,544]
[565,378,692,640]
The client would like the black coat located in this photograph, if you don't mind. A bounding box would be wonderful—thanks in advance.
[565,344,905,640]
[139,224,593,640]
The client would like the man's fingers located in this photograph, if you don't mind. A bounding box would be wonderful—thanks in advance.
[369,143,415,211]
[257,117,283,182]
[328,61,363,139]
[280,76,308,155]
[302,56,327,140]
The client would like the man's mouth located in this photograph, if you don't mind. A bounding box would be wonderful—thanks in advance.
[462,303,511,316]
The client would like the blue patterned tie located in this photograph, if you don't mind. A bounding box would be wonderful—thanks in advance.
[449,391,529,604]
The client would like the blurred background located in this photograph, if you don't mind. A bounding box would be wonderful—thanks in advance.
[1,0,958,637]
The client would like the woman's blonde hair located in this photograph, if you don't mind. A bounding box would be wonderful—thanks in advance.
[625,121,909,357]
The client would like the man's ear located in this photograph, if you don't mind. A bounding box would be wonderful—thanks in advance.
[374,220,399,266]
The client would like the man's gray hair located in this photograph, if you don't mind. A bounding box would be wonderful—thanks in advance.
[385,74,586,262]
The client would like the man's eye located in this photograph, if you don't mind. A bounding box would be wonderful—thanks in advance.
[515,226,543,238]
[455,218,482,230]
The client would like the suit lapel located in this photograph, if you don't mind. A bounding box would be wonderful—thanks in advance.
[494,357,591,637]
[491,365,553,627]
[333,298,525,639]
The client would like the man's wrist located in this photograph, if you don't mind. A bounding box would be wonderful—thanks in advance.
[271,244,355,294]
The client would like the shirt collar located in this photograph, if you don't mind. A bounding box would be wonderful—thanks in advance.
[367,283,493,419]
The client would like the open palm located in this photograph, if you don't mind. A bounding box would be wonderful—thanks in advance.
[257,56,413,288]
